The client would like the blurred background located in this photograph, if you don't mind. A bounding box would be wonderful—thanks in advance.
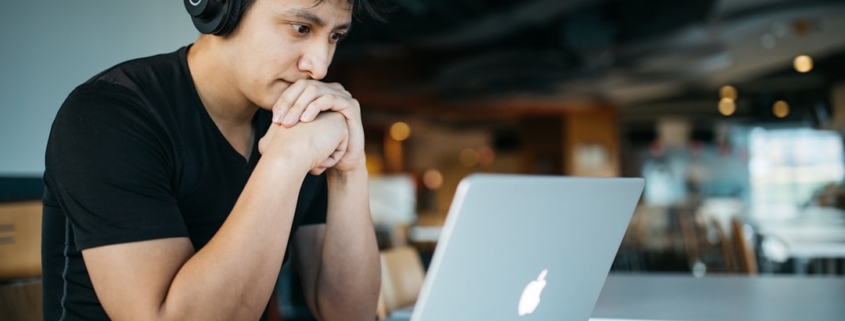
[2,0,845,319]
[326,0,845,278]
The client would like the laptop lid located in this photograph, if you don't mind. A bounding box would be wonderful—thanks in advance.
[410,174,644,321]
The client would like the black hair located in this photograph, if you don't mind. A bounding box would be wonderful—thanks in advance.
[241,0,384,22]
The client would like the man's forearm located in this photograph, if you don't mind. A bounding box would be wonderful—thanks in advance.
[318,168,380,321]
[159,156,310,321]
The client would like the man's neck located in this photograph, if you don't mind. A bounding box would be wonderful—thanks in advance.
[187,37,257,129]
[187,37,257,160]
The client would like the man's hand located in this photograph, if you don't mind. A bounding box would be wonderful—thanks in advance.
[271,80,365,174]
[259,112,348,176]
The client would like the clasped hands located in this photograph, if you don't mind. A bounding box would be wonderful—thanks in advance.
[257,80,365,176]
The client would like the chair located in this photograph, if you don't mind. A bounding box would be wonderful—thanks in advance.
[731,217,758,275]
[679,209,738,275]
[710,218,737,273]
[678,207,701,270]
[378,246,425,320]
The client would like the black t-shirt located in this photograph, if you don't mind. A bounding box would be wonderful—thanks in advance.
[41,46,327,321]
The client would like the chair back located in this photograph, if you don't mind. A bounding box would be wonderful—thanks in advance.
[379,246,425,315]
[731,217,759,275]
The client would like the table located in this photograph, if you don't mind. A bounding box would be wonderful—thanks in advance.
[384,274,845,321]
[755,210,845,273]
[591,274,845,321]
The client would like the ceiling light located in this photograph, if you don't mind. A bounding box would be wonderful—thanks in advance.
[773,100,789,118]
[718,98,736,116]
[719,85,737,101]
[793,55,813,73]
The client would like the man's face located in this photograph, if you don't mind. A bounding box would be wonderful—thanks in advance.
[223,0,352,110]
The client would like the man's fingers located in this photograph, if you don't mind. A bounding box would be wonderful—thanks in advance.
[310,167,327,176]
[272,81,308,124]
[319,149,342,168]
[258,123,281,155]
[320,155,340,169]
[282,84,323,127]
[273,80,358,129]
[337,130,350,155]
[299,95,341,123]
[319,131,349,168]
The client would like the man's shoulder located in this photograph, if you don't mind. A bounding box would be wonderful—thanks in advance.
[58,47,194,124]
[84,47,188,95]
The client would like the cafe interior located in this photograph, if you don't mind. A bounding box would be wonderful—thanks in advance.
[3,0,845,320]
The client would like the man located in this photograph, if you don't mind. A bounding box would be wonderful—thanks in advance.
[41,0,380,320]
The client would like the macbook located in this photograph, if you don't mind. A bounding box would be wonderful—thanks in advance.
[408,174,644,321]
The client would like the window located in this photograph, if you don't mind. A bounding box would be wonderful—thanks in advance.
[748,127,845,219]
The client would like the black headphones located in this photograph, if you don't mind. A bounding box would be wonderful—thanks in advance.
[183,0,245,35]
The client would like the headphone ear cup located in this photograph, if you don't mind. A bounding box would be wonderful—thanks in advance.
[185,0,236,35]
[216,0,245,36]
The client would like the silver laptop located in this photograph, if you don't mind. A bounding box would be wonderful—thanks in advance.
[410,174,644,321]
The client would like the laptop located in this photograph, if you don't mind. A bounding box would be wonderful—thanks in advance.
[407,174,644,321]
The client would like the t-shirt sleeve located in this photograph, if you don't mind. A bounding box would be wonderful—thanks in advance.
[45,82,187,251]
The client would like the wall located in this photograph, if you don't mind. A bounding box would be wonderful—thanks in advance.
[0,1,198,176]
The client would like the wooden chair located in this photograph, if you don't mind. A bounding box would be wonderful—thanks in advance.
[679,209,737,275]
[731,217,758,275]
[678,208,702,270]
[378,246,425,320]
[710,218,737,273]
[376,288,389,320]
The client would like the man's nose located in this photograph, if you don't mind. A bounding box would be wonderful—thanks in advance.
[298,42,331,80]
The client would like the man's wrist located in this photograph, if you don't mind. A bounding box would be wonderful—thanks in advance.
[326,166,368,185]
[262,146,312,177]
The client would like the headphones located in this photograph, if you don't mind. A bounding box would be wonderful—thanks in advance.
[183,0,245,35]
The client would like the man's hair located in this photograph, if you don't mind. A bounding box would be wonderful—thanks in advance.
[241,0,383,22]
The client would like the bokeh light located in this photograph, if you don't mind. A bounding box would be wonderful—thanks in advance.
[389,122,411,141]
[460,148,479,167]
[477,146,495,166]
[422,169,443,190]
[793,55,813,73]
[719,85,738,101]
[718,98,736,116]
[773,100,790,118]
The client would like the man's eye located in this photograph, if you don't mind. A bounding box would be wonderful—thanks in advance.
[292,24,310,34]
[331,33,347,41]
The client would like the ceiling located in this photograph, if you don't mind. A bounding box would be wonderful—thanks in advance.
[333,0,845,123]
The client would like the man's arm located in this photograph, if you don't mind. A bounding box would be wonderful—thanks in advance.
[82,113,349,321]
[275,79,380,321]
[292,169,380,321]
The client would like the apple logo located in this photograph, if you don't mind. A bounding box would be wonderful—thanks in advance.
[518,269,548,316]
